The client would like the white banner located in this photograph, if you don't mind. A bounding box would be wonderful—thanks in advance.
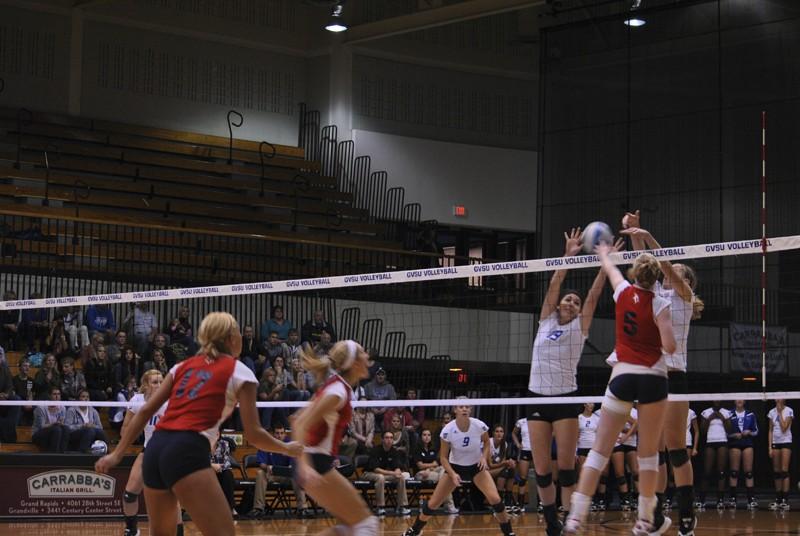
[729,322,788,374]
[0,235,796,311]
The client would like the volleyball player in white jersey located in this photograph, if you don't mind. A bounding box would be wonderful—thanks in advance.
[511,416,531,513]
[403,401,515,536]
[622,214,704,536]
[120,370,181,536]
[699,402,732,509]
[767,399,794,510]
[487,424,517,513]
[576,404,604,510]
[527,229,623,536]
[686,409,699,459]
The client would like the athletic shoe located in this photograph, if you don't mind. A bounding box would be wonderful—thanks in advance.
[123,530,140,536]
[726,496,737,509]
[662,498,671,511]
[596,499,607,511]
[716,498,725,510]
[402,527,420,536]
[245,508,265,519]
[631,519,656,536]
[376,508,387,517]
[397,507,412,516]
[590,500,597,512]
[780,498,790,511]
[445,504,460,515]
[747,498,758,510]
[677,515,698,536]
[562,518,581,536]
[769,500,780,511]
[621,497,632,511]
[537,503,543,514]
[646,515,672,536]
[545,518,563,536]
[558,505,567,513]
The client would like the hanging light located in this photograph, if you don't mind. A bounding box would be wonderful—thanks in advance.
[624,0,646,27]
[325,2,348,33]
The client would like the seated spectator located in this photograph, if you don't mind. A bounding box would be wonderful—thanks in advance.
[84,345,113,400]
[364,367,396,432]
[166,304,193,347]
[142,348,169,376]
[111,376,137,431]
[404,387,426,433]
[85,303,116,342]
[285,329,303,360]
[351,406,375,454]
[33,353,61,400]
[260,305,293,343]
[239,325,260,373]
[106,330,128,364]
[149,333,176,368]
[125,302,157,356]
[301,310,336,345]
[211,437,237,516]
[360,348,382,387]
[20,293,49,352]
[412,429,458,513]
[50,331,78,364]
[0,351,21,442]
[290,356,312,398]
[60,357,87,401]
[261,331,289,372]
[363,431,412,516]
[313,330,333,356]
[12,357,35,425]
[382,388,425,446]
[249,425,309,518]
[433,411,453,452]
[0,291,20,351]
[272,356,308,414]
[62,306,89,350]
[113,346,142,394]
[32,386,69,452]
[65,389,107,452]
[80,332,105,367]
[388,413,411,455]
[257,368,286,430]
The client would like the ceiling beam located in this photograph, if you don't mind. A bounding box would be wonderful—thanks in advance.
[344,0,547,45]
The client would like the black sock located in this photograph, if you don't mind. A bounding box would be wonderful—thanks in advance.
[500,521,513,535]
[176,524,184,536]
[676,485,694,519]
[125,515,138,531]
[542,504,558,525]
[412,518,427,533]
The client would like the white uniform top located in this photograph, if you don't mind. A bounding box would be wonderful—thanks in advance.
[578,412,600,450]
[655,281,694,371]
[529,312,586,395]
[622,407,638,447]
[701,407,732,443]
[128,393,168,447]
[768,406,794,444]
[514,417,531,451]
[686,409,697,447]
[440,417,489,466]
[490,439,505,463]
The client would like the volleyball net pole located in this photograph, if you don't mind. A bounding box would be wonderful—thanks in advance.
[760,110,768,394]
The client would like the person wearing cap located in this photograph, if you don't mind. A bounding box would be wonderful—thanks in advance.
[364,367,397,433]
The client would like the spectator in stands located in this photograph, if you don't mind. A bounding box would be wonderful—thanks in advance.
[33,353,61,400]
[66,389,107,452]
[260,305,292,343]
[149,333,176,367]
[360,348,382,387]
[85,303,116,342]
[0,351,21,443]
[106,329,127,364]
[301,310,336,345]
[383,406,413,439]
[412,429,458,514]
[0,290,20,351]
[84,345,113,400]
[60,357,87,401]
[125,302,157,356]
[363,430,412,516]
[258,367,286,430]
[47,311,69,353]
[249,425,309,518]
[32,386,69,453]
[383,387,425,446]
[239,325,260,373]
[12,356,35,425]
[113,346,142,394]
[261,331,289,371]
[142,347,169,376]
[20,293,49,352]
[389,413,411,455]
[290,356,312,398]
[285,329,303,360]
[313,330,334,356]
[433,411,453,452]
[62,306,89,350]
[111,376,137,431]
[50,331,77,364]
[351,406,376,454]
[211,437,237,516]
[166,304,193,347]
[364,367,396,432]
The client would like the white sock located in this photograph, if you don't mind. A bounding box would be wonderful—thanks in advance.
[638,495,657,523]
[568,492,592,524]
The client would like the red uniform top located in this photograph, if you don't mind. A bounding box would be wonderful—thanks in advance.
[305,373,353,457]
[613,281,669,367]
[156,354,257,447]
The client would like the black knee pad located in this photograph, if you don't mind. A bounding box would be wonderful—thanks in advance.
[559,469,577,487]
[744,472,753,480]
[729,470,739,480]
[123,491,139,503]
[668,448,690,468]
[422,500,436,516]
[535,473,553,488]
[518,477,527,487]
[492,501,506,514]
[658,451,667,465]
[779,471,790,480]
[719,471,727,481]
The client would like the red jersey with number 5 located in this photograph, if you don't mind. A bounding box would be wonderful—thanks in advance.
[614,281,669,367]
[305,374,353,456]
[156,354,257,448]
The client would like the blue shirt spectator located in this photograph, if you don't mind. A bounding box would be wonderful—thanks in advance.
[260,305,293,343]
[86,305,116,338]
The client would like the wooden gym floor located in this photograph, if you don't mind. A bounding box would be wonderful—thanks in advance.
[0,510,797,535]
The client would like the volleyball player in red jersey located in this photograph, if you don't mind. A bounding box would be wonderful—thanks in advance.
[292,340,378,536]
[564,244,676,536]
[97,312,302,536]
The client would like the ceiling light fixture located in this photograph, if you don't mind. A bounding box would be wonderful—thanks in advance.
[325,2,348,33]
[624,0,645,27]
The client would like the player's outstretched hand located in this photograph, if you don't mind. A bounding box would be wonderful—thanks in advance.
[564,227,583,257]
[95,451,122,474]
[622,209,641,229]
[610,237,625,253]
[594,242,611,257]
[284,440,304,458]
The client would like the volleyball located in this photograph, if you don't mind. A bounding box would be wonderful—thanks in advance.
[90,440,108,456]
[582,221,614,253]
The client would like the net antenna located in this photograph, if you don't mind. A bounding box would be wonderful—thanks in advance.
[761,111,767,394]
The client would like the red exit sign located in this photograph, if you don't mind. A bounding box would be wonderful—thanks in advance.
[453,205,467,217]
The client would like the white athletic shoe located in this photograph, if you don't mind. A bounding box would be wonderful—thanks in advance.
[561,518,582,536]
[631,519,656,536]
[646,516,672,536]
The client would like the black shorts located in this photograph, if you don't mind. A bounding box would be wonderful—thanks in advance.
[667,370,688,395]
[705,442,728,450]
[309,453,336,475]
[496,467,514,479]
[577,448,591,457]
[772,443,792,450]
[728,441,754,450]
[143,430,211,490]
[519,450,532,462]
[608,374,668,404]
[527,391,582,423]
[451,463,481,482]
[614,444,636,453]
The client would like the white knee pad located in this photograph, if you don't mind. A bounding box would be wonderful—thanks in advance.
[601,388,633,415]
[352,515,379,536]
[638,454,659,473]
[584,450,610,472]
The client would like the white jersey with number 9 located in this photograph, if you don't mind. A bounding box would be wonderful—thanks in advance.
[440,417,489,466]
